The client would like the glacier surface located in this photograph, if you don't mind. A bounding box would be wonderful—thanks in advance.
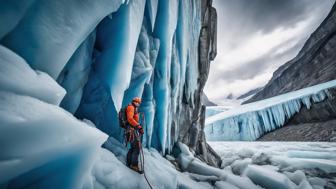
[210,141,336,189]
[205,80,336,141]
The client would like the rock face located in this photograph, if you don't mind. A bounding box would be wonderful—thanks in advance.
[258,119,336,142]
[175,0,221,167]
[237,87,263,100]
[288,88,336,124]
[245,3,336,104]
[202,92,217,106]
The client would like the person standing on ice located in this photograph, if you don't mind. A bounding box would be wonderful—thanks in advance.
[123,97,144,173]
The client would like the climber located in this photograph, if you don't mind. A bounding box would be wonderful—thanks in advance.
[124,97,144,173]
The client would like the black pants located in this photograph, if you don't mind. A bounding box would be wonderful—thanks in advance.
[126,133,140,167]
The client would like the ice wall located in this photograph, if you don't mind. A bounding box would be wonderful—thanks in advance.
[205,80,336,141]
[75,0,217,158]
[0,0,219,187]
[0,0,218,169]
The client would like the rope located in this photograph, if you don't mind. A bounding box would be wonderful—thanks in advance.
[139,113,154,189]
[139,141,153,189]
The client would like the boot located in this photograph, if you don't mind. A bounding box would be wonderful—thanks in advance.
[130,165,143,174]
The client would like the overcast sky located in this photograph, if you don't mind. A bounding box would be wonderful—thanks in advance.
[204,0,335,105]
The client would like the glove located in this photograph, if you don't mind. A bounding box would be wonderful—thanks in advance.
[135,124,142,130]
[136,125,144,135]
[139,127,144,135]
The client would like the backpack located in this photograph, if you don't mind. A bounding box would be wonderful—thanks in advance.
[118,107,128,129]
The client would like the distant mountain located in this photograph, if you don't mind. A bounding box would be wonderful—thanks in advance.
[202,92,217,106]
[237,87,263,100]
[242,3,336,137]
[244,3,336,104]
[226,93,234,100]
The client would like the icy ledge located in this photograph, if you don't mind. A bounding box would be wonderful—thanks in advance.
[205,80,336,141]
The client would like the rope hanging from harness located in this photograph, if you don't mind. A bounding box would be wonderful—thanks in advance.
[135,132,153,189]
[138,113,154,189]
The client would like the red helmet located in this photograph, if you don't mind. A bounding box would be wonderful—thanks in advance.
[132,97,141,104]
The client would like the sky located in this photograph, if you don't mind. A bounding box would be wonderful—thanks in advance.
[204,0,335,106]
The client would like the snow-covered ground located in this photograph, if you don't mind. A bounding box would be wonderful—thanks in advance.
[89,140,336,189]
[209,141,336,189]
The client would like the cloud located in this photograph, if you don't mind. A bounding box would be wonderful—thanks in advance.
[204,0,335,105]
[214,0,333,35]
[214,37,307,82]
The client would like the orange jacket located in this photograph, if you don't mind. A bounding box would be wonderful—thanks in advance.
[126,104,140,127]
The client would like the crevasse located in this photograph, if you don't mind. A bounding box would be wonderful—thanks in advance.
[205,80,336,141]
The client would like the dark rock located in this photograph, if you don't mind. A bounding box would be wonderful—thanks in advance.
[237,87,263,100]
[201,92,217,106]
[175,0,221,168]
[226,93,234,100]
[288,88,336,124]
[258,119,336,142]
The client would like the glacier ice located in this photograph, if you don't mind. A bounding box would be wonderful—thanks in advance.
[0,0,207,154]
[74,0,204,153]
[0,0,216,187]
[94,0,146,112]
[122,21,160,147]
[0,0,36,39]
[0,92,107,188]
[57,31,96,114]
[245,165,297,189]
[0,44,107,188]
[152,0,179,152]
[210,141,336,189]
[2,0,124,79]
[0,45,65,105]
[145,0,158,31]
[205,80,336,141]
[206,106,229,117]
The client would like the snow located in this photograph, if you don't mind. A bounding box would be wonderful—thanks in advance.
[215,181,240,189]
[244,165,297,189]
[205,80,336,141]
[0,91,107,188]
[0,45,65,105]
[92,138,209,189]
[210,141,336,189]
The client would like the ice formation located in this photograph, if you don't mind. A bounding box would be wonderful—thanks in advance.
[205,80,336,141]
[0,0,214,188]
[206,106,229,117]
[210,141,336,189]
[73,0,204,153]
[0,0,205,152]
[0,45,107,188]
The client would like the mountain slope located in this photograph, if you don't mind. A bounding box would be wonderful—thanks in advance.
[245,3,336,104]
[202,92,217,106]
